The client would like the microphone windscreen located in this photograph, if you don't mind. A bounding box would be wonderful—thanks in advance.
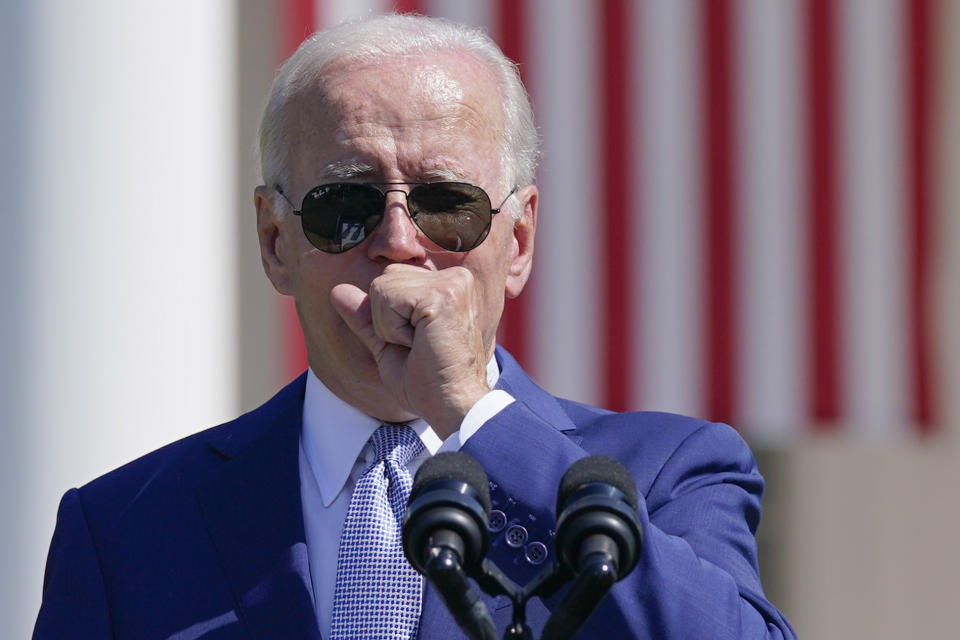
[558,456,638,512]
[412,451,491,514]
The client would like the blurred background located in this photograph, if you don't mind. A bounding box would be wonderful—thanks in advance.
[1,0,957,637]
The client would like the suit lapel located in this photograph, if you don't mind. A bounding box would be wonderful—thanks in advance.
[196,375,320,640]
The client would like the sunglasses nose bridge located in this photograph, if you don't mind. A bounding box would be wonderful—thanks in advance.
[369,187,425,252]
[378,187,416,217]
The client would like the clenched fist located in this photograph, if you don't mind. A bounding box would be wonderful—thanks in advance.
[330,263,492,438]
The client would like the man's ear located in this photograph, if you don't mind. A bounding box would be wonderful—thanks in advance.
[254,185,295,295]
[505,185,537,299]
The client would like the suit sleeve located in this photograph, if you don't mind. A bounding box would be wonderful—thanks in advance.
[34,489,113,639]
[463,401,797,640]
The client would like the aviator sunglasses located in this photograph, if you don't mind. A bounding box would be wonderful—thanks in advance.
[276,182,517,253]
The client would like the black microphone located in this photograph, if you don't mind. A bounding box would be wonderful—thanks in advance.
[403,452,498,640]
[541,456,643,640]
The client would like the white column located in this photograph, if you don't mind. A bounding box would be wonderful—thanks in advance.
[0,1,238,636]
[0,2,37,637]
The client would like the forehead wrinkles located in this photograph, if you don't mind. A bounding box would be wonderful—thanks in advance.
[333,54,500,132]
[288,52,506,184]
[411,63,464,106]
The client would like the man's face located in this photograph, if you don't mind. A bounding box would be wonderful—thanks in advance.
[255,50,537,422]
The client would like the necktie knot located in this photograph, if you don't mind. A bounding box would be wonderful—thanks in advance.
[372,423,424,468]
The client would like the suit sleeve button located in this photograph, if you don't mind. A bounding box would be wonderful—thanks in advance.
[524,542,548,565]
[505,525,528,548]
[488,509,507,532]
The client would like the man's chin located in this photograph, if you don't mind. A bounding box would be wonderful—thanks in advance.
[342,377,419,424]
[368,406,419,425]
[307,348,420,422]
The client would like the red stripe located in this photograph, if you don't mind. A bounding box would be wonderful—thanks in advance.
[393,0,424,14]
[494,0,533,370]
[599,0,635,412]
[279,0,316,60]
[805,0,842,427]
[279,0,315,379]
[701,0,738,424]
[905,0,936,432]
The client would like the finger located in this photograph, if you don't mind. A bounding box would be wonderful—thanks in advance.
[329,283,386,358]
[368,278,417,348]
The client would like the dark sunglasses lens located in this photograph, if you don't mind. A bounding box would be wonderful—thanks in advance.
[300,184,384,253]
[409,183,493,251]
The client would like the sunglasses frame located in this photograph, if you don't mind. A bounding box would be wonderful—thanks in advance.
[275,181,518,253]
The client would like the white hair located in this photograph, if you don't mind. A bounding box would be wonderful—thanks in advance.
[257,13,540,216]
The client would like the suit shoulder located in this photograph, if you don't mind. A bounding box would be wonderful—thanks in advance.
[556,398,755,484]
[80,419,228,498]
[76,374,306,522]
[557,397,710,443]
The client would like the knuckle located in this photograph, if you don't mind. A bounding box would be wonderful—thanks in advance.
[369,277,388,300]
[451,265,473,283]
[445,266,474,293]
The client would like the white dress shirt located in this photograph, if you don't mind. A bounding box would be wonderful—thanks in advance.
[298,356,514,638]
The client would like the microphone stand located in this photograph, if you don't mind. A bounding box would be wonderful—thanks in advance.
[408,455,641,639]
[424,546,500,640]
[467,558,572,640]
[538,547,618,640]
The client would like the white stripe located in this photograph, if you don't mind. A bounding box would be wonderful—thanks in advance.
[634,0,704,416]
[424,0,494,30]
[529,0,601,404]
[938,0,960,433]
[734,0,806,439]
[839,0,910,436]
[318,0,389,28]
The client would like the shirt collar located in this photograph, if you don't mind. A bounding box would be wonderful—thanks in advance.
[301,354,500,507]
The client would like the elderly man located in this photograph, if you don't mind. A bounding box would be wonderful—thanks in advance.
[35,13,795,640]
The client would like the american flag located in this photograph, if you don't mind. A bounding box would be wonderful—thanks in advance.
[275,0,946,442]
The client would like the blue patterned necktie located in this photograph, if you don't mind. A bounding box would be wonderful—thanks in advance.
[329,424,426,640]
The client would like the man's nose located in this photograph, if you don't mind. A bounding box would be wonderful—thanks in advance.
[364,191,427,264]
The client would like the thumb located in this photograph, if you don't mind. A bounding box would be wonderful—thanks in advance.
[330,283,385,359]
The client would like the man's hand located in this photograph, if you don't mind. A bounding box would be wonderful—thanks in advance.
[330,264,491,438]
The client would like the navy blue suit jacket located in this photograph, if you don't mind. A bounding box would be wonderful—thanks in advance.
[35,348,795,639]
